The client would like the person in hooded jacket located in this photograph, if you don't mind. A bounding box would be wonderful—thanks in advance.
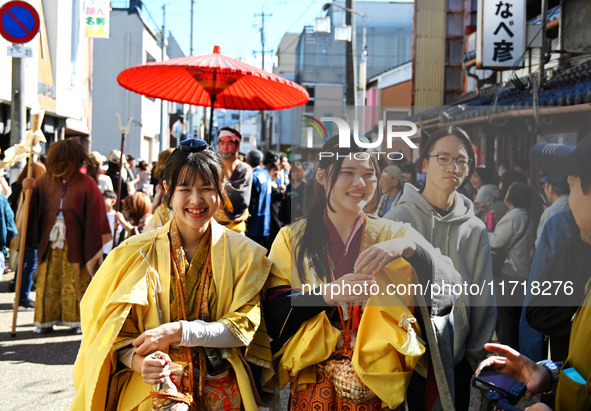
[471,166,501,219]
[384,125,496,411]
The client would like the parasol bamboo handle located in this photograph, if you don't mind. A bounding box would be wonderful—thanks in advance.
[11,143,37,336]
[112,131,126,250]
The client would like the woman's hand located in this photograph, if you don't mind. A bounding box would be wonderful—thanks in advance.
[114,211,127,225]
[322,273,376,306]
[134,351,171,384]
[476,343,550,401]
[133,322,182,356]
[22,177,35,190]
[354,238,416,277]
[115,212,134,232]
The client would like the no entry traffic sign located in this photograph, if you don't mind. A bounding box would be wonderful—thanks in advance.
[0,1,40,44]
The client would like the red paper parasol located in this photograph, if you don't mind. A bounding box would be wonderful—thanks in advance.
[117,45,309,142]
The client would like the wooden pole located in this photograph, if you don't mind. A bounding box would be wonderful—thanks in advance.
[112,114,133,250]
[11,139,38,336]
[111,133,126,250]
[208,94,216,144]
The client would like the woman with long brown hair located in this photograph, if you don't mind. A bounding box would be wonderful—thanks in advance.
[265,135,460,410]
[25,139,111,333]
[115,191,153,237]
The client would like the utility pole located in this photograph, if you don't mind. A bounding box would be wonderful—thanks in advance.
[538,0,548,89]
[10,53,25,182]
[255,8,272,70]
[190,0,194,56]
[188,0,195,140]
[159,4,167,152]
[255,7,272,149]
[345,0,356,108]
[10,54,27,148]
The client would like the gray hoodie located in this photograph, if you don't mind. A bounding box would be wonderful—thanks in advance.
[384,183,496,409]
[475,183,501,208]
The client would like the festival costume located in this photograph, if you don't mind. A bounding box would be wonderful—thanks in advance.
[72,218,272,411]
[267,214,428,410]
[145,203,175,232]
[554,276,591,410]
[214,161,252,233]
[28,172,111,329]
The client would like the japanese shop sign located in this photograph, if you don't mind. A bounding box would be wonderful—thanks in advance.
[83,0,109,38]
[476,0,526,68]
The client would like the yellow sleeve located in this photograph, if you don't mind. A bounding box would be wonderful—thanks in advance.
[218,292,272,369]
[268,226,294,288]
[113,308,142,352]
[218,293,261,346]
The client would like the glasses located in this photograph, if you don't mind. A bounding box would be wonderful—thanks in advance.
[427,154,472,169]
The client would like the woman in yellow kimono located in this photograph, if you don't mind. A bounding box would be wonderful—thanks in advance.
[72,139,273,411]
[265,135,462,410]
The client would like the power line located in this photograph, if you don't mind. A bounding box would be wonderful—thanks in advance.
[273,0,321,52]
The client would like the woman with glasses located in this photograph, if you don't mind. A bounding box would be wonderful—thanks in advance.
[385,125,496,410]
[72,139,273,411]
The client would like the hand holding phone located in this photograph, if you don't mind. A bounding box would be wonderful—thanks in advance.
[473,366,527,405]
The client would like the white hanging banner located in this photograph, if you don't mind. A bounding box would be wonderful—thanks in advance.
[477,0,526,69]
[83,0,110,38]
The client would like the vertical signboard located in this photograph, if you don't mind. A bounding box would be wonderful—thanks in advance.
[476,0,526,69]
[83,0,109,38]
[37,0,56,112]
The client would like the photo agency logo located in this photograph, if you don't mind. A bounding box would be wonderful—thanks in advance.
[302,115,418,161]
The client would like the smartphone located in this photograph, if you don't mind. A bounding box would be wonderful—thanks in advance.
[473,366,527,405]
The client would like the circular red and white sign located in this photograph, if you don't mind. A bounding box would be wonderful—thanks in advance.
[0,1,40,44]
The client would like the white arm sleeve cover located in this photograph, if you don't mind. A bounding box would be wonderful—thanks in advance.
[117,346,135,369]
[179,320,245,348]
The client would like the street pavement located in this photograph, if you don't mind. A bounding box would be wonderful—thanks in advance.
[0,270,289,411]
[0,271,79,411]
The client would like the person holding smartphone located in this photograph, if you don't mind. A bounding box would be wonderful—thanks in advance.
[476,134,591,411]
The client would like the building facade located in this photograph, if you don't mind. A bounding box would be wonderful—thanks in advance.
[92,0,185,162]
[0,0,93,173]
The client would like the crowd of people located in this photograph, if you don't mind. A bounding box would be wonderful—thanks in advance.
[2,124,589,410]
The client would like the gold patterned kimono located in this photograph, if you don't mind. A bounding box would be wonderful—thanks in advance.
[268,215,427,409]
[145,203,175,232]
[72,219,272,411]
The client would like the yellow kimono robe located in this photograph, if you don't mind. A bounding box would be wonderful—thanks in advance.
[268,215,426,409]
[72,219,272,411]
[144,203,175,231]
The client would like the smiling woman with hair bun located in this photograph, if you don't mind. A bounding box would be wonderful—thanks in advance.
[72,138,273,411]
